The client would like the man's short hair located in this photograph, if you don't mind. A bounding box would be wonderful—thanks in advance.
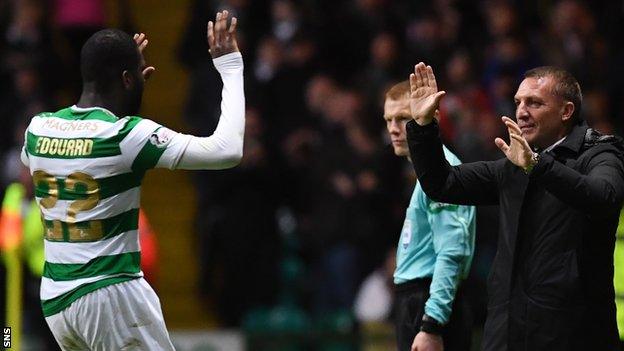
[80,29,140,90]
[524,66,583,122]
[385,80,410,100]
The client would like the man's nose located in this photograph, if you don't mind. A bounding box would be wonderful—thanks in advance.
[516,102,529,119]
[389,120,401,134]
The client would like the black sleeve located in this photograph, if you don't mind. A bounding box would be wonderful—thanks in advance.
[530,146,624,216]
[406,119,500,206]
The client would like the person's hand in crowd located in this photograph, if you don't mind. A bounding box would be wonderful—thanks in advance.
[494,116,536,171]
[411,331,444,351]
[133,33,156,81]
[409,62,446,126]
[207,10,239,58]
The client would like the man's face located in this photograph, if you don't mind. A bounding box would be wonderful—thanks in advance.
[384,97,412,157]
[514,76,571,149]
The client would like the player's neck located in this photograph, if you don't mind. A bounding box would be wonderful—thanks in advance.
[76,89,125,117]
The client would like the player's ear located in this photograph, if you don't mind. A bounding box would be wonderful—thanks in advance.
[122,70,134,89]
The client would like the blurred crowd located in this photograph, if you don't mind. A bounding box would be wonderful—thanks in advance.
[1,0,624,347]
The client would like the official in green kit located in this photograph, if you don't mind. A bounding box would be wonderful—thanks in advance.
[383,81,475,351]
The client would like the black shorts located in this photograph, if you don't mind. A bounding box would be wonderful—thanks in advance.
[394,278,471,351]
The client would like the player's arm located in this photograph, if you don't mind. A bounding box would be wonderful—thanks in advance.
[174,10,244,170]
[154,10,245,170]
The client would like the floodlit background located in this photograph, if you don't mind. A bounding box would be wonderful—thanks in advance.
[1,0,624,350]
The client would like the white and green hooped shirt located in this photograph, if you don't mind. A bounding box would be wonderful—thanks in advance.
[20,52,245,317]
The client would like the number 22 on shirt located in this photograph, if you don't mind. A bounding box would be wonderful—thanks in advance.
[33,170,103,242]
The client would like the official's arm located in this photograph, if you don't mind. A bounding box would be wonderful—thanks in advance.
[423,195,475,324]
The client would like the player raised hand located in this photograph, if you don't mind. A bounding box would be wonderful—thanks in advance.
[207,10,239,58]
[133,33,156,81]
[409,62,446,126]
[494,116,536,171]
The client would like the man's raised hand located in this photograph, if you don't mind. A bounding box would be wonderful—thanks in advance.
[133,33,156,81]
[409,62,446,126]
[494,116,535,171]
[207,10,239,58]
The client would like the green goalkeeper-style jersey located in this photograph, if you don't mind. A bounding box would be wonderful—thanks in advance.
[21,105,191,317]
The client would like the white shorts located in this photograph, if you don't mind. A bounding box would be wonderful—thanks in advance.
[45,278,175,351]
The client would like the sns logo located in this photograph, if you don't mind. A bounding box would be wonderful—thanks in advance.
[3,327,10,348]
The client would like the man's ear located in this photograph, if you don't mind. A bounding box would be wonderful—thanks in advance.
[561,101,575,122]
[122,70,133,89]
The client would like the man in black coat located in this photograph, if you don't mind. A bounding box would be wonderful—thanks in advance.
[405,63,624,351]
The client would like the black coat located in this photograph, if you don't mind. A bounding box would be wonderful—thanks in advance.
[406,120,624,351]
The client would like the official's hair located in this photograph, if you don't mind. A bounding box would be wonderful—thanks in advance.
[524,66,582,122]
[80,29,140,90]
[385,80,410,100]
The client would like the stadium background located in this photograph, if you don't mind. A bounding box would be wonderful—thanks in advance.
[1,0,623,350]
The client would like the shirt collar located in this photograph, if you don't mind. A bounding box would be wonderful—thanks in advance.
[543,137,566,153]
[70,105,117,118]
[539,123,588,155]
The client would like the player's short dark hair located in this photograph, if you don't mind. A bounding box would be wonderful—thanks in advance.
[80,29,140,90]
[524,66,582,122]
